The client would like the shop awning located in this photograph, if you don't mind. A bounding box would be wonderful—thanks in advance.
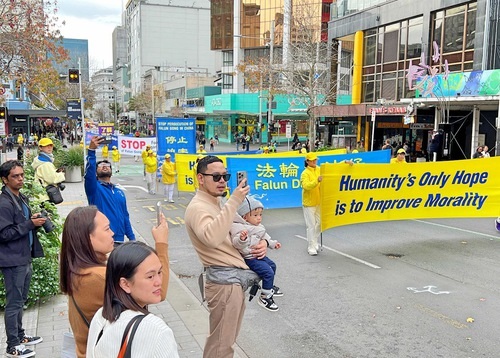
[8,109,67,117]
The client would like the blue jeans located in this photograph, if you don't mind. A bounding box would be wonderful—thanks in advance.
[245,256,276,291]
[1,264,32,348]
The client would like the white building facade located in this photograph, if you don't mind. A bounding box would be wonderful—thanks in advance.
[124,0,219,96]
[90,67,115,122]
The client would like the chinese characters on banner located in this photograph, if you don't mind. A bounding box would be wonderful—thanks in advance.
[156,117,196,161]
[174,149,391,208]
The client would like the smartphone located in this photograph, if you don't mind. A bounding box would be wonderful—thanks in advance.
[156,201,162,226]
[99,135,112,145]
[237,171,248,187]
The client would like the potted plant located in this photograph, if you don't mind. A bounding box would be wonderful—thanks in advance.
[54,146,84,182]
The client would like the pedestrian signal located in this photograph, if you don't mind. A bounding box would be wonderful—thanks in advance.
[68,69,80,84]
[0,107,6,120]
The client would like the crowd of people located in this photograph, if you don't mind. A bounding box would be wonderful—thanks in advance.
[1,130,498,357]
[0,134,184,357]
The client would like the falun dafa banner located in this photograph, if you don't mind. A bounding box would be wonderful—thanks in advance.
[174,149,392,209]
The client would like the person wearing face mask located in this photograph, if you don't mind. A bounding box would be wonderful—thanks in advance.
[84,136,135,244]
[31,138,65,202]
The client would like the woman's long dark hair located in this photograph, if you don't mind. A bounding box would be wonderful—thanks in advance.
[102,242,157,322]
[60,206,104,295]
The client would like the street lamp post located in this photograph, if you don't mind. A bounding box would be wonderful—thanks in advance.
[78,57,86,169]
[234,20,275,146]
[268,20,275,146]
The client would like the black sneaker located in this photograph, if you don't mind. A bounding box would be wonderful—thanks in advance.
[258,295,279,312]
[6,344,35,358]
[272,286,284,297]
[21,335,43,345]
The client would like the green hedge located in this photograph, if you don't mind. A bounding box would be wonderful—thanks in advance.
[0,145,63,309]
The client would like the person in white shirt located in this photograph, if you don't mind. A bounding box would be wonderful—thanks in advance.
[482,145,491,158]
[86,238,179,358]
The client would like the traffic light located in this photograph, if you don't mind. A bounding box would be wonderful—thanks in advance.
[68,69,79,84]
[0,107,6,120]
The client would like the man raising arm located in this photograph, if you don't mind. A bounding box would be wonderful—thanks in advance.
[84,136,135,244]
[185,156,266,358]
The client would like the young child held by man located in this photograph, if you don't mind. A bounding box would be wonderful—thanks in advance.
[231,196,283,312]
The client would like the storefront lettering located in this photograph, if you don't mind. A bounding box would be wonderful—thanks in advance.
[370,107,407,115]
[211,98,222,106]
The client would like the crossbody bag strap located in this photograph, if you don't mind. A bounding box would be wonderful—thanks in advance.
[71,295,90,328]
[118,314,147,358]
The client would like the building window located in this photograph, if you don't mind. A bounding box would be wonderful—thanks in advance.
[211,0,233,50]
[362,16,423,102]
[432,2,476,72]
[223,74,233,89]
[223,51,233,66]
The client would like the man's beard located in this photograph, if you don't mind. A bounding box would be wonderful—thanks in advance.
[97,171,112,179]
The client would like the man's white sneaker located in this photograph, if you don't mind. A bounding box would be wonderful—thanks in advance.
[6,344,35,358]
[308,249,318,256]
[21,335,43,345]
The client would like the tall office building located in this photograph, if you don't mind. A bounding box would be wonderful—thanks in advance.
[57,38,90,82]
[211,0,333,93]
[112,26,130,110]
[124,0,217,95]
[319,0,500,159]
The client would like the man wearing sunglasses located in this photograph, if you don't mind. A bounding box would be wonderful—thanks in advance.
[185,156,267,358]
[84,136,135,244]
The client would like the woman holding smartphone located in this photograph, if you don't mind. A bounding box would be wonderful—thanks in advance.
[59,206,171,358]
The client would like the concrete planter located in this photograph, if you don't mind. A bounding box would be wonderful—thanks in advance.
[65,166,82,183]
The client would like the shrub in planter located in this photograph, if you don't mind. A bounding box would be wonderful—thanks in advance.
[54,145,85,180]
[0,152,62,309]
[54,145,84,170]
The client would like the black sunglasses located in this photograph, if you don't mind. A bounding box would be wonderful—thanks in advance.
[200,172,231,182]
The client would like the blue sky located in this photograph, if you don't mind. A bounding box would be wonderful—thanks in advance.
[55,0,123,70]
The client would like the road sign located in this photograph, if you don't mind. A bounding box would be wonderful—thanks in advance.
[286,124,292,138]
[0,120,5,136]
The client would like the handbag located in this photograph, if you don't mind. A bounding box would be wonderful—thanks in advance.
[46,184,64,204]
[61,331,76,358]
[61,296,88,358]
[96,314,147,358]
[118,314,147,358]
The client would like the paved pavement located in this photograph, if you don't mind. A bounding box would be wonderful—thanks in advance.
[0,143,250,357]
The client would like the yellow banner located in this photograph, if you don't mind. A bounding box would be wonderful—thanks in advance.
[175,154,228,192]
[175,148,346,192]
[320,158,500,231]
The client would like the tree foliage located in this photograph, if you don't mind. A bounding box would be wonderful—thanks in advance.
[0,0,69,103]
[129,92,151,114]
[0,143,64,309]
